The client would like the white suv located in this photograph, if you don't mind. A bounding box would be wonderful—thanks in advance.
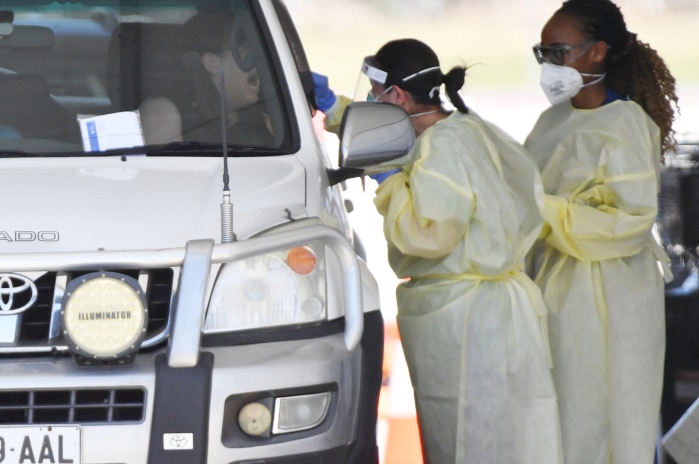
[0,1,413,463]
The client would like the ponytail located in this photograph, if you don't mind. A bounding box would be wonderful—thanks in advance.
[442,66,469,114]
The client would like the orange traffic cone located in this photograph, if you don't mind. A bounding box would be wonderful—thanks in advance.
[378,318,423,464]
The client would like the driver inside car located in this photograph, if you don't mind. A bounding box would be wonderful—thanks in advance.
[139,5,271,146]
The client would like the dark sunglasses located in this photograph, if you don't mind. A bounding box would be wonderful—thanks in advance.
[227,19,255,72]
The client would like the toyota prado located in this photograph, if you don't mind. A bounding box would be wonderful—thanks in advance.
[0,0,415,463]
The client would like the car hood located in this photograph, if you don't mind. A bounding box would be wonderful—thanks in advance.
[0,155,308,252]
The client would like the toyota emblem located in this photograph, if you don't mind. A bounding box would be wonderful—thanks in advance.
[0,273,39,315]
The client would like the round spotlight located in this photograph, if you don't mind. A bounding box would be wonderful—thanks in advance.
[62,272,147,362]
[238,402,272,437]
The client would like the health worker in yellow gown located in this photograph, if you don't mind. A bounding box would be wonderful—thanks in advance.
[319,38,564,463]
[525,1,678,463]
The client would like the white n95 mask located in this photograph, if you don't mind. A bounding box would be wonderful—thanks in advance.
[539,62,605,105]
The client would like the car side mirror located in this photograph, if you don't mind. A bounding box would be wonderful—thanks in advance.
[326,102,415,185]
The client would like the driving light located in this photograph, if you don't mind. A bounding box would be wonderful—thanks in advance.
[62,272,147,363]
[238,402,272,436]
[272,392,331,434]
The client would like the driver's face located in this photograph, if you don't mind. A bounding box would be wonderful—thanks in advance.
[219,49,259,110]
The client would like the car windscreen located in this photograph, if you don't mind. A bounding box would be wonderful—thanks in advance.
[0,0,292,156]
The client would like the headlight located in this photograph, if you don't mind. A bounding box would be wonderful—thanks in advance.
[204,244,326,333]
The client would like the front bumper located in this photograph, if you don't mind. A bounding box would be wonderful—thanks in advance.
[0,329,362,463]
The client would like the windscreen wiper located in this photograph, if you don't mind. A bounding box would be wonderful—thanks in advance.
[143,141,285,156]
[0,150,29,158]
[0,142,288,158]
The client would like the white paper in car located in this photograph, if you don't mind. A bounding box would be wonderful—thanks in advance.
[79,111,144,152]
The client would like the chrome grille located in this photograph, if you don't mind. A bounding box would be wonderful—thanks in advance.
[0,388,146,424]
[0,268,174,353]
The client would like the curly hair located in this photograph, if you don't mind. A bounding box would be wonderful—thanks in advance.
[558,0,679,157]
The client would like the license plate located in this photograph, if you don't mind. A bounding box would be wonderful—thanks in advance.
[0,426,80,464]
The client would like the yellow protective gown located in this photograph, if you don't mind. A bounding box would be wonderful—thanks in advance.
[374,111,563,464]
[323,94,353,135]
[524,100,667,464]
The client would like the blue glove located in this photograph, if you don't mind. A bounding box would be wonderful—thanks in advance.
[312,72,337,113]
[369,169,400,184]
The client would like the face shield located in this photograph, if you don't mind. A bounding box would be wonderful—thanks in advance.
[352,56,389,102]
[352,55,443,103]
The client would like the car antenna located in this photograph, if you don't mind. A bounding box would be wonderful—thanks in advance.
[219,68,235,243]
